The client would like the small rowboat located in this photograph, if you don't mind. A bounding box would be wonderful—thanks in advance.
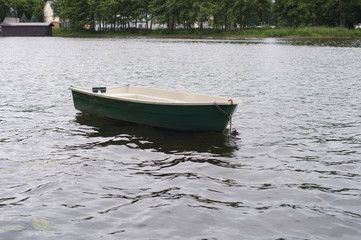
[69,85,241,132]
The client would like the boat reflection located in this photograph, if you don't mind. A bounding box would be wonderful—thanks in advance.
[74,113,238,157]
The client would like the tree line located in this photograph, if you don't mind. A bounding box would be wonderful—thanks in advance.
[48,0,274,31]
[1,0,361,30]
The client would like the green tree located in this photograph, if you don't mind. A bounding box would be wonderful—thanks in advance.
[193,0,216,29]
[254,0,272,25]
[33,3,44,22]
[60,0,90,29]
[88,0,101,30]
[149,0,179,31]
[213,0,234,30]
[233,0,251,29]
[20,12,27,22]
[0,0,10,22]
[232,0,271,28]
[52,0,66,20]
[275,0,361,27]
[98,0,119,31]
[14,0,43,20]
[4,0,46,20]
[177,0,196,29]
[334,0,361,27]
[275,0,301,27]
[139,0,152,31]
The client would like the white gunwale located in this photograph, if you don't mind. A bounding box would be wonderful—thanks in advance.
[69,85,241,106]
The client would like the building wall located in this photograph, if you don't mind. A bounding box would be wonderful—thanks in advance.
[44,2,60,25]
[52,22,60,28]
[1,26,52,37]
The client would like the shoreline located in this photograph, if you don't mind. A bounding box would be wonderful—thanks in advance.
[52,27,361,39]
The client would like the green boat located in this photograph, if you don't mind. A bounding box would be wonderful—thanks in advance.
[70,85,241,132]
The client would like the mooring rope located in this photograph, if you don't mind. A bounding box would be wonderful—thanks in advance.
[214,99,238,136]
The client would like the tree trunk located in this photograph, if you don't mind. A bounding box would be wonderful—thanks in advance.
[145,13,149,31]
[145,2,149,31]
[150,16,153,32]
[340,12,346,27]
[167,15,170,29]
[171,17,175,31]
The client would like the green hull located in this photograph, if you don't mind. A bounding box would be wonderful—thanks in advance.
[71,90,237,132]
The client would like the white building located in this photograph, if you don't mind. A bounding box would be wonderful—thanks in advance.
[44,1,60,28]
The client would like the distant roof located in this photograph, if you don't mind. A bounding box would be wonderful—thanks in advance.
[4,17,20,23]
[0,22,54,27]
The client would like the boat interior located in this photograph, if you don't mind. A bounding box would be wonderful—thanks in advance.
[72,85,240,105]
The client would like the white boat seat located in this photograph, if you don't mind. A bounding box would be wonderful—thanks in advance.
[107,93,184,103]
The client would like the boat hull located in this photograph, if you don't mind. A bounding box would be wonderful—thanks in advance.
[71,88,238,132]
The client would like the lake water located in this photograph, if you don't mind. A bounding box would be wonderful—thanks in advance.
[1,36,361,240]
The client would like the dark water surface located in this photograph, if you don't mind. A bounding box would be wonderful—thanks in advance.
[1,37,361,240]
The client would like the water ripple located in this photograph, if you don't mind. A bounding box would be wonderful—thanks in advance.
[1,37,361,240]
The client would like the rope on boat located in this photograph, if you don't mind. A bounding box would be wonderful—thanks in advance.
[214,99,238,136]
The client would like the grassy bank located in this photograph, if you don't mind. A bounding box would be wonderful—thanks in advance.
[52,27,361,38]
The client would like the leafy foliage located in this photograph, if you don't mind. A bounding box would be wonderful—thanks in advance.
[32,3,44,22]
[2,0,361,30]
[0,0,10,23]
[1,0,47,22]
[51,0,274,31]
[275,0,361,28]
